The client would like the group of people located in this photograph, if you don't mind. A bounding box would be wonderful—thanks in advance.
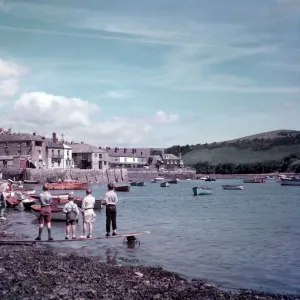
[36,182,119,240]
[36,182,119,241]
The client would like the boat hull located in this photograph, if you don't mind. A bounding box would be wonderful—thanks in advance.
[167,179,179,184]
[193,187,212,195]
[222,185,244,190]
[137,182,146,186]
[31,205,78,222]
[74,199,104,209]
[281,179,300,186]
[46,182,89,190]
[160,182,170,187]
[243,178,265,183]
[114,186,130,192]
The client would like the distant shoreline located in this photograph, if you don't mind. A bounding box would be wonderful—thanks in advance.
[195,173,296,179]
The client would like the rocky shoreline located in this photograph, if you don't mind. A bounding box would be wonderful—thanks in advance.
[0,216,299,300]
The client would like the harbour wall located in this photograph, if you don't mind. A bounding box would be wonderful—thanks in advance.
[2,167,197,182]
[127,169,197,181]
[2,168,128,183]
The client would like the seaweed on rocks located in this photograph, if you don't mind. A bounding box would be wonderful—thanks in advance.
[0,216,299,299]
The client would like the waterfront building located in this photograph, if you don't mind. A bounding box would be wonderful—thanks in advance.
[70,143,109,170]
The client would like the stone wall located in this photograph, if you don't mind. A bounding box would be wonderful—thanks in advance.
[127,169,197,181]
[2,168,128,183]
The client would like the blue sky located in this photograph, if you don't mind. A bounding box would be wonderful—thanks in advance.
[0,0,299,147]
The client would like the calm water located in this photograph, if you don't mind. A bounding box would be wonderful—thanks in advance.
[9,179,300,295]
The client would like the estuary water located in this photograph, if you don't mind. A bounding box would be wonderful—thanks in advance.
[9,179,300,295]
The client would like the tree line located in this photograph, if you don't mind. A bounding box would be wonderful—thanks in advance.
[193,154,300,174]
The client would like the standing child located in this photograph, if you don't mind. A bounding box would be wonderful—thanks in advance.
[63,193,79,240]
[103,183,118,236]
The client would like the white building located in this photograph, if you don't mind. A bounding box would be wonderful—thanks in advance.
[46,138,74,169]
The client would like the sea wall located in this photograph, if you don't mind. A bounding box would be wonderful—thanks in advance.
[127,169,197,181]
[2,168,128,183]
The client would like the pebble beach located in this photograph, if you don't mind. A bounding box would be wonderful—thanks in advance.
[0,213,299,300]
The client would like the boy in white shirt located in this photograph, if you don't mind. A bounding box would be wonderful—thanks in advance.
[63,193,79,240]
[103,183,118,236]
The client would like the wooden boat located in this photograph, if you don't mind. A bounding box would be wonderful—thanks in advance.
[31,205,74,222]
[74,198,104,209]
[130,182,137,186]
[46,180,89,190]
[192,186,212,196]
[280,177,300,186]
[114,185,130,192]
[137,182,146,186]
[222,185,244,190]
[31,192,70,201]
[243,178,265,183]
[6,196,22,208]
[154,177,164,182]
[160,182,170,187]
[23,180,40,184]
[167,179,180,184]
[13,188,35,195]
[205,178,216,182]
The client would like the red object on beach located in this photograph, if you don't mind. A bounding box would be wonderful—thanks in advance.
[114,185,130,192]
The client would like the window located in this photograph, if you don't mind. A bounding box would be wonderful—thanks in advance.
[58,159,61,167]
[52,149,54,155]
[67,150,69,157]
[95,153,97,157]
[124,158,127,162]
[99,154,102,159]
[133,158,136,162]
[58,150,60,156]
[5,142,8,147]
[35,141,42,146]
[141,151,143,155]
[17,149,21,155]
[25,141,30,146]
[104,161,107,165]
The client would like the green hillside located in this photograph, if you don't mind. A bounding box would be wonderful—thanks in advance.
[165,130,300,174]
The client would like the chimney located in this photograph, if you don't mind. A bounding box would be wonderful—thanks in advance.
[52,132,57,143]
[33,132,36,136]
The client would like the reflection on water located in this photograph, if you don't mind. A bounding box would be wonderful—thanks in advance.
[7,180,300,295]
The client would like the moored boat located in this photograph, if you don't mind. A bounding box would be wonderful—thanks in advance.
[280,177,300,186]
[222,185,244,190]
[154,177,164,182]
[46,180,89,190]
[31,192,70,201]
[192,186,212,196]
[130,182,137,186]
[74,198,104,209]
[205,178,216,182]
[243,178,265,183]
[31,205,72,221]
[114,185,130,192]
[137,181,146,186]
[23,180,40,184]
[167,179,180,184]
[160,182,170,187]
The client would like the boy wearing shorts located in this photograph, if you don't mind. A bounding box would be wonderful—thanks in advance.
[63,193,79,240]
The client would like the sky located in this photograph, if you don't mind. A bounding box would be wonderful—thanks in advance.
[0,0,299,147]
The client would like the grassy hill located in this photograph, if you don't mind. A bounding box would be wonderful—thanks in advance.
[165,130,300,174]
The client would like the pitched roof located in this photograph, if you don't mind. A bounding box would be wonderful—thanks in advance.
[0,133,44,142]
[107,147,150,158]
[70,143,107,154]
[46,139,64,149]
[163,153,180,159]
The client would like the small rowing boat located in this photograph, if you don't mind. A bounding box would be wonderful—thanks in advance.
[114,185,130,192]
[192,186,212,196]
[222,185,244,190]
[160,182,170,187]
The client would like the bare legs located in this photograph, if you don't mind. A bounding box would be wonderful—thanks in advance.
[81,221,93,238]
[66,224,77,239]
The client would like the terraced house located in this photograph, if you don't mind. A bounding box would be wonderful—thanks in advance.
[70,143,109,170]
[107,147,150,168]
[0,128,47,170]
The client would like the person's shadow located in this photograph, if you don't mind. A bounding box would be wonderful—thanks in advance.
[105,248,118,265]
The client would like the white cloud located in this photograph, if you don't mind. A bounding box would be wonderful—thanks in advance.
[1,91,158,147]
[104,90,133,99]
[154,111,179,123]
[0,59,26,98]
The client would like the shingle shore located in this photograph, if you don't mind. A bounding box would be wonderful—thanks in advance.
[0,219,298,300]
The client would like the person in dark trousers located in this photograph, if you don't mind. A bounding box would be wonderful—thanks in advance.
[103,183,118,236]
[35,184,53,241]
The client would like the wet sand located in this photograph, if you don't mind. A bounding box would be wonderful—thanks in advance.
[0,214,299,300]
